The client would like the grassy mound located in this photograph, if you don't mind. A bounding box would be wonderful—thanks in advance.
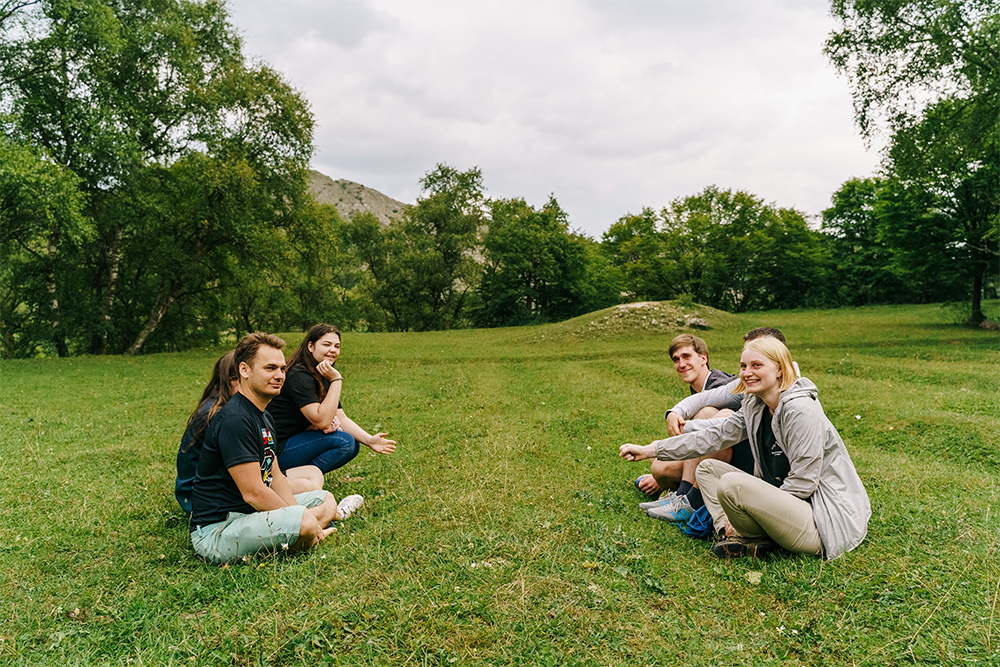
[532,300,740,342]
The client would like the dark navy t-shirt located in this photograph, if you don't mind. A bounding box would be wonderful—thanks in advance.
[190,392,278,528]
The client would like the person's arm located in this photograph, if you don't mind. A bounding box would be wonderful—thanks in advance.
[623,409,749,462]
[680,415,729,433]
[229,461,294,510]
[338,409,396,455]
[775,397,826,499]
[298,362,343,429]
[665,379,742,425]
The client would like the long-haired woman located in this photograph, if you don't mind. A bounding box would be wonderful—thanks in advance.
[176,350,326,515]
[268,324,396,482]
[175,353,239,514]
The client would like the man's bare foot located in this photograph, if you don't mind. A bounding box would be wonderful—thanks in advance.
[634,474,661,496]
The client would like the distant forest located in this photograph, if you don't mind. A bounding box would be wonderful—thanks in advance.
[1,0,996,357]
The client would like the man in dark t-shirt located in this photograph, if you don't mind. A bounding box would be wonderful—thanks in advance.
[190,332,342,564]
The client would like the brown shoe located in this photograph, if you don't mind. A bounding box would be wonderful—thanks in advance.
[711,536,776,559]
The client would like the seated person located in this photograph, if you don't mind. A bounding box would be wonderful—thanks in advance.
[664,327,798,437]
[175,352,239,514]
[621,337,870,560]
[636,334,753,524]
[175,349,325,516]
[189,332,362,565]
[268,324,396,481]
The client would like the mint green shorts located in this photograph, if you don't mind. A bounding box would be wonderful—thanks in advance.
[191,490,329,564]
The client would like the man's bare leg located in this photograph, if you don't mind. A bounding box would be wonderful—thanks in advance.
[292,493,339,553]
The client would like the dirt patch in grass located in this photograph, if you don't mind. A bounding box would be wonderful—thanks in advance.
[532,300,739,342]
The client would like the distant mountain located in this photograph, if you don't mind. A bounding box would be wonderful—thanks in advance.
[307,169,408,226]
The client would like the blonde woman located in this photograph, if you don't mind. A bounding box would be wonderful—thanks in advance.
[620,337,870,560]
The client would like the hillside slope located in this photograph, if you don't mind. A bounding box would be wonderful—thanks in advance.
[307,169,408,225]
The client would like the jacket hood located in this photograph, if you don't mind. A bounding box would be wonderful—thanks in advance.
[778,377,818,405]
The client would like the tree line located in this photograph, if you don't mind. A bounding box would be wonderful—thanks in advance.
[1,0,996,358]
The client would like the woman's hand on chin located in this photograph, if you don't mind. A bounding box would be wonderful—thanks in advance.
[316,360,341,381]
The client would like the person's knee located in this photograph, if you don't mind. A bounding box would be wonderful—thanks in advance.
[695,458,730,489]
[692,406,720,420]
[709,447,733,463]
[304,465,324,490]
[716,471,753,505]
[651,460,682,485]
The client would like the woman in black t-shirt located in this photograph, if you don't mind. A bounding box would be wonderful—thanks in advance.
[269,324,397,480]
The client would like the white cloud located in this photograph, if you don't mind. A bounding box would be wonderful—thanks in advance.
[227,0,882,237]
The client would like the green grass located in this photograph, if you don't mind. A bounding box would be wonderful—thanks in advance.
[1,302,998,666]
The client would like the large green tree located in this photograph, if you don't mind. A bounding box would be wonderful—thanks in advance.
[600,208,680,302]
[347,164,485,332]
[0,137,89,356]
[474,196,616,327]
[825,0,999,323]
[659,187,832,312]
[0,0,315,354]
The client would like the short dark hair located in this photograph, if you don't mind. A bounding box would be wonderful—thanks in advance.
[669,334,709,359]
[743,327,786,344]
[234,331,286,368]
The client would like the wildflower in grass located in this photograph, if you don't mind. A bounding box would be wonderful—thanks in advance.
[776,626,785,634]
[281,543,289,551]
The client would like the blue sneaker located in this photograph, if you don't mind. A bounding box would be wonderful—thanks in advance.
[646,495,694,523]
[638,491,677,511]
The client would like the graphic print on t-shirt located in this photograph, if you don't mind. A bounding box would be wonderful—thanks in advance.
[260,427,277,486]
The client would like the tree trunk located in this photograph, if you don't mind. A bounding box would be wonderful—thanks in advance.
[95,225,123,355]
[969,267,985,326]
[125,287,177,356]
[47,231,68,357]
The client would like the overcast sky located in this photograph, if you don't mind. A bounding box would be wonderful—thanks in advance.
[226,0,884,238]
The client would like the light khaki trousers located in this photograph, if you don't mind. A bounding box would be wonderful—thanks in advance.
[695,459,823,556]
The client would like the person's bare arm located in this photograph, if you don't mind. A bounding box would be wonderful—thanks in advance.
[229,461,292,510]
[338,410,397,454]
[298,362,343,429]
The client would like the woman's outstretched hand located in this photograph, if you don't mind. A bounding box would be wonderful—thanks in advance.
[619,443,655,462]
[367,433,397,455]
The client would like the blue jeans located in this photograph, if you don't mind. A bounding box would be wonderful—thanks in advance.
[280,429,359,474]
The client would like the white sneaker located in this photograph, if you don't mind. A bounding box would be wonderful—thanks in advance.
[638,491,677,511]
[337,494,364,520]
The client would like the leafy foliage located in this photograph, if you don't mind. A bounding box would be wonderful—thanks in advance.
[826,0,1000,324]
[473,196,617,326]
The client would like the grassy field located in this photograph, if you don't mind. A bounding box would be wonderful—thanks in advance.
[1,301,998,666]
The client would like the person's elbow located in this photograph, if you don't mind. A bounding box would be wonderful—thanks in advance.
[239,485,277,510]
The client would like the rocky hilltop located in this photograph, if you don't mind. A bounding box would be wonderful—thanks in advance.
[307,169,408,226]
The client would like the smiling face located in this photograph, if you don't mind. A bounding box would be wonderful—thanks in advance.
[240,345,286,405]
[739,347,782,398]
[308,332,341,366]
[671,345,710,388]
